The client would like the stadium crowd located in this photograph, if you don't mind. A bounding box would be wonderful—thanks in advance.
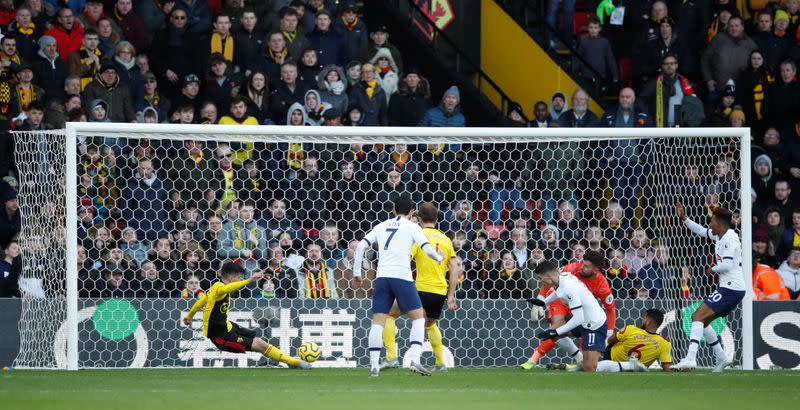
[0,0,797,301]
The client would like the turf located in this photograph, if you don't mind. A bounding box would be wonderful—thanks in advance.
[1,368,797,410]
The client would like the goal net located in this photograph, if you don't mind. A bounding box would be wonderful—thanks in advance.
[11,123,752,370]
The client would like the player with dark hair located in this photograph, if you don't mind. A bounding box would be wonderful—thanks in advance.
[530,260,608,372]
[596,308,671,372]
[522,249,616,370]
[381,202,461,371]
[352,194,445,376]
[183,261,311,368]
[672,204,742,372]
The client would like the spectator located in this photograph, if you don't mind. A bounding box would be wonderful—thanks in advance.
[164,139,218,207]
[119,158,172,240]
[176,273,204,299]
[259,243,298,298]
[523,135,582,224]
[257,31,293,83]
[442,200,482,239]
[752,262,790,300]
[710,158,738,210]
[67,28,102,90]
[111,0,150,54]
[334,239,374,299]
[623,228,655,276]
[0,36,21,81]
[753,225,780,268]
[263,198,301,241]
[146,237,181,292]
[82,61,136,122]
[297,240,337,299]
[370,167,409,222]
[149,7,204,98]
[75,0,114,33]
[777,247,800,299]
[636,244,676,299]
[206,13,236,65]
[218,200,267,275]
[179,0,212,34]
[344,59,361,88]
[348,62,387,126]
[316,65,348,116]
[779,209,800,259]
[557,88,598,127]
[606,247,633,298]
[583,225,608,253]
[16,98,45,131]
[369,48,399,103]
[548,91,567,122]
[96,17,121,57]
[269,62,306,124]
[770,181,796,228]
[7,7,42,63]
[319,223,345,267]
[574,16,618,85]
[112,41,143,111]
[388,69,430,126]
[303,89,325,125]
[359,24,403,71]
[708,81,737,126]
[44,7,84,62]
[761,61,800,141]
[484,251,528,299]
[31,36,68,104]
[288,156,329,227]
[529,101,551,128]
[701,16,757,102]
[334,1,367,64]
[233,9,264,70]
[640,53,703,127]
[0,185,20,248]
[133,260,168,298]
[764,208,785,258]
[539,224,565,263]
[307,8,343,67]
[600,87,652,220]
[556,201,581,245]
[297,47,323,92]
[0,241,20,297]
[751,9,790,72]
[507,227,532,269]
[329,160,369,233]
[237,69,270,122]
[460,230,492,299]
[99,269,132,297]
[140,72,171,122]
[119,227,148,268]
[737,50,774,132]
[418,85,464,128]
[278,7,309,60]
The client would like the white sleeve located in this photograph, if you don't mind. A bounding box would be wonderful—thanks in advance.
[352,239,370,278]
[684,218,718,240]
[542,292,558,305]
[555,295,585,335]
[412,224,443,263]
[712,237,738,274]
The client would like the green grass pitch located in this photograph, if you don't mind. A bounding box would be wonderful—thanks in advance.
[1,368,798,410]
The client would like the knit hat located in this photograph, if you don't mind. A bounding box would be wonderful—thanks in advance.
[38,35,56,50]
[405,64,420,76]
[142,72,156,82]
[775,9,790,24]
[99,60,117,74]
[317,8,332,18]
[722,79,736,98]
[730,106,745,123]
[3,188,16,202]
[753,224,769,243]
[442,85,460,104]
[183,73,200,86]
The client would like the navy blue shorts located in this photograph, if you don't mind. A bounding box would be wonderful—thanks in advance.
[565,315,607,352]
[704,287,746,317]
[372,277,422,314]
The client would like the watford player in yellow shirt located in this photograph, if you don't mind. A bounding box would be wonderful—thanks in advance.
[597,309,672,372]
[381,202,461,371]
[183,262,310,369]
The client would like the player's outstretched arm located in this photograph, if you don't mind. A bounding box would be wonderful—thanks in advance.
[183,292,208,326]
[217,272,261,295]
[677,201,714,238]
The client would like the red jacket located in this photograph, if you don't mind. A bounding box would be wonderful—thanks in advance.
[44,22,85,62]
[0,9,15,27]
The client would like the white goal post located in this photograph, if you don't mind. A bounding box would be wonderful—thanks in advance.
[17,123,752,370]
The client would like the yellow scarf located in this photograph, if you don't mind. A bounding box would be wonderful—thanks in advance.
[282,29,296,42]
[365,80,376,99]
[390,151,410,170]
[210,32,234,62]
[303,261,331,299]
[268,47,288,63]
[189,150,204,165]
[16,22,35,36]
[656,78,664,128]
[16,83,36,112]
[78,46,103,90]
[427,144,445,155]
[233,221,260,252]
[287,143,304,169]
[500,268,518,279]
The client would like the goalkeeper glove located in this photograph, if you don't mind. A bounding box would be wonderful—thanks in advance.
[530,305,545,322]
[526,298,546,307]
[537,329,559,340]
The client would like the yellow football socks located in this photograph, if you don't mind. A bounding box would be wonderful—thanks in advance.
[383,316,397,361]
[426,324,444,366]
[264,344,299,367]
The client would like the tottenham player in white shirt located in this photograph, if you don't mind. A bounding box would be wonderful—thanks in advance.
[352,195,444,377]
[529,260,609,372]
[672,203,743,372]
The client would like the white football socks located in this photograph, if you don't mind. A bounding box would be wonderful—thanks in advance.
[597,360,636,372]
[704,326,726,360]
[557,337,580,357]
[369,324,384,371]
[408,318,425,364]
[685,321,704,361]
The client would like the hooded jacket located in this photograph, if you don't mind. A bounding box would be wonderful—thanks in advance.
[369,48,399,102]
[752,154,774,201]
[316,65,349,115]
[31,42,68,103]
[303,89,329,126]
[417,86,465,127]
[549,91,568,121]
[701,31,758,91]
[82,72,136,122]
[388,72,431,126]
[286,102,311,126]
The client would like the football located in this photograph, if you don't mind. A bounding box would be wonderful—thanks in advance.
[298,341,321,363]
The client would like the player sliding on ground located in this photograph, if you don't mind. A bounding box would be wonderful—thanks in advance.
[381,202,461,372]
[672,203,741,372]
[596,308,671,372]
[183,262,310,369]
[352,195,445,377]
[522,250,616,369]
[530,260,608,372]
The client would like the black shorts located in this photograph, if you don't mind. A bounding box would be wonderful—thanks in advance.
[419,291,447,320]
[603,344,613,361]
[210,324,256,353]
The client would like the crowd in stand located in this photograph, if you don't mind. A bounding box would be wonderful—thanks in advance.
[0,0,797,301]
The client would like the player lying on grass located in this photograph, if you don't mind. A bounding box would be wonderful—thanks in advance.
[522,250,616,370]
[352,194,445,377]
[672,203,740,372]
[596,308,671,372]
[529,260,608,372]
[381,202,461,372]
[183,262,310,368]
